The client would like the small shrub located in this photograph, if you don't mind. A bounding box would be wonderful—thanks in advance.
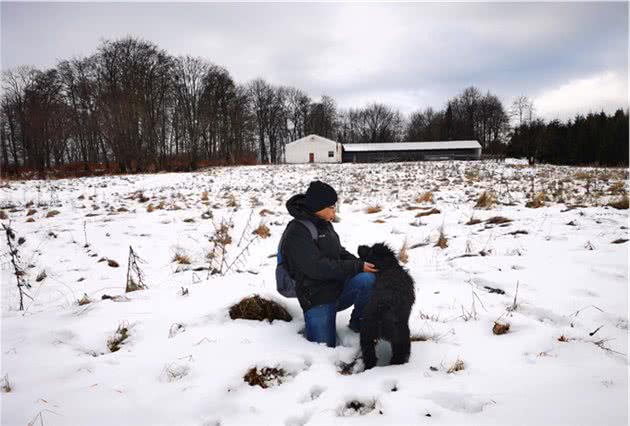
[26,209,37,216]
[475,191,496,209]
[146,203,154,213]
[46,210,60,218]
[253,223,271,239]
[26,217,35,223]
[229,295,292,322]
[366,205,382,214]
[244,366,286,388]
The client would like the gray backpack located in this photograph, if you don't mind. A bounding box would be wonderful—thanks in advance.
[275,219,318,298]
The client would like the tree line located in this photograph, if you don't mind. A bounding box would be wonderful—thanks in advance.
[1,36,627,177]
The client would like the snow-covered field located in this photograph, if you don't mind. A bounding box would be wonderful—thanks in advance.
[1,160,628,426]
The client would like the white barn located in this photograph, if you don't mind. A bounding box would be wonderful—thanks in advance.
[285,134,342,164]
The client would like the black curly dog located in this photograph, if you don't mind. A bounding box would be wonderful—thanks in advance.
[358,243,415,369]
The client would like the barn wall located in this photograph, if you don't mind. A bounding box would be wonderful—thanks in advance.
[285,139,342,163]
[342,148,481,163]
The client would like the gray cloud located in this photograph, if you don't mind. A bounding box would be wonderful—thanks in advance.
[2,2,627,120]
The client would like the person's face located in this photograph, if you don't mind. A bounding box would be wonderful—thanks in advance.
[314,204,336,222]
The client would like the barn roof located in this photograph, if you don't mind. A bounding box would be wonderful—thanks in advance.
[342,140,481,152]
[287,134,339,146]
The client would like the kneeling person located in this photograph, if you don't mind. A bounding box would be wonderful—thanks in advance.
[280,181,378,347]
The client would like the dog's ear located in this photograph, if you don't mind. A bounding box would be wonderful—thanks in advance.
[358,245,370,260]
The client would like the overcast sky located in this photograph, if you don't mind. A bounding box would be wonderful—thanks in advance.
[2,2,628,121]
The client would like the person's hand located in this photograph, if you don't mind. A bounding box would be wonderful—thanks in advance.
[363,262,379,273]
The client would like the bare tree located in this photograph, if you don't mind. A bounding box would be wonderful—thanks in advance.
[509,95,535,127]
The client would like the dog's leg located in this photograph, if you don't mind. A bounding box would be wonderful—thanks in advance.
[360,330,377,370]
[390,323,411,365]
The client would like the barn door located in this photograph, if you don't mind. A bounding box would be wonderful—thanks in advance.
[309,153,314,163]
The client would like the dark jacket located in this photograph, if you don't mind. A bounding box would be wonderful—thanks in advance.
[282,194,364,311]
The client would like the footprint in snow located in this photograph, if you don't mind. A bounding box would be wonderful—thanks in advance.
[299,385,325,403]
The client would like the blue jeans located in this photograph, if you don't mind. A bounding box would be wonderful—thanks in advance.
[303,272,376,348]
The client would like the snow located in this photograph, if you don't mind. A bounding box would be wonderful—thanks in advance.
[1,160,628,426]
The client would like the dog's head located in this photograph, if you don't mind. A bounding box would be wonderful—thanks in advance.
[358,243,399,270]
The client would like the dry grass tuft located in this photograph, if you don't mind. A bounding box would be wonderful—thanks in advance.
[46,210,60,218]
[464,169,479,181]
[78,293,91,306]
[607,195,629,210]
[466,217,482,225]
[366,205,382,214]
[493,321,510,335]
[410,334,429,342]
[259,209,274,216]
[608,181,626,195]
[173,252,192,264]
[1,374,11,393]
[107,323,129,352]
[373,219,386,224]
[558,335,569,342]
[447,358,465,374]
[26,209,37,216]
[416,191,434,204]
[26,217,35,223]
[575,171,592,180]
[399,240,409,264]
[213,222,232,246]
[146,203,154,213]
[485,216,512,225]
[526,192,546,208]
[253,223,271,239]
[415,208,441,218]
[243,367,287,388]
[475,191,496,209]
[435,228,448,249]
[226,193,239,208]
[201,191,209,201]
[229,295,292,323]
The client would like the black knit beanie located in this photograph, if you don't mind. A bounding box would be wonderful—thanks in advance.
[304,181,338,212]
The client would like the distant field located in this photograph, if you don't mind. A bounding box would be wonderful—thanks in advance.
[1,160,628,426]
